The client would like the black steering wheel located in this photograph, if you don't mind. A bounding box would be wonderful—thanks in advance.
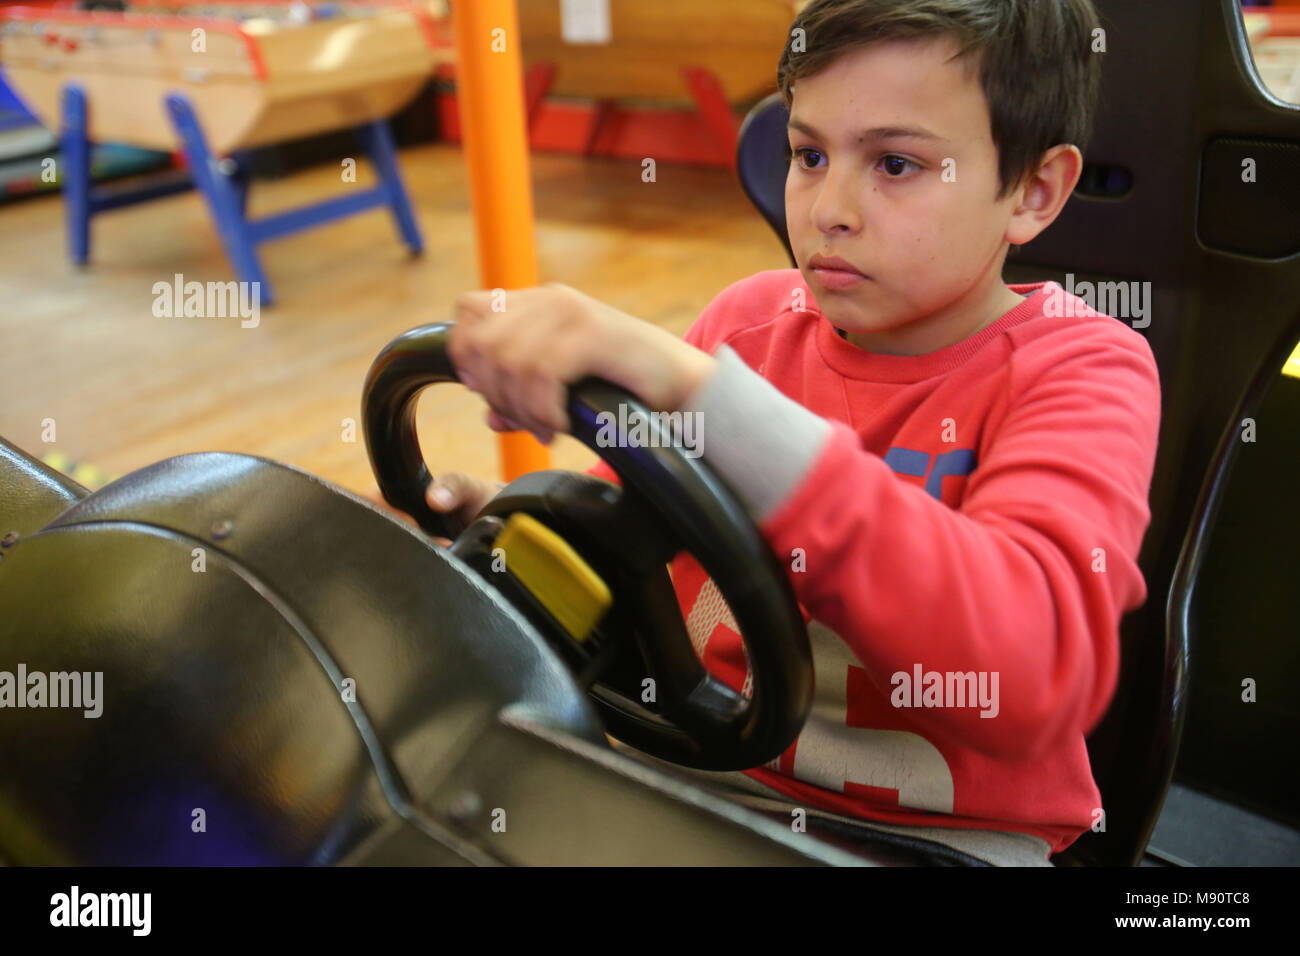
[361,322,812,771]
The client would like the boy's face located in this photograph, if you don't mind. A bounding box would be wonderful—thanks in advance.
[785,37,1029,354]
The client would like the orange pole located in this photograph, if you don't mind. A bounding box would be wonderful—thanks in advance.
[451,0,551,479]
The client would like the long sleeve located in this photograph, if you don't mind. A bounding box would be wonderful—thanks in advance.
[681,333,1161,763]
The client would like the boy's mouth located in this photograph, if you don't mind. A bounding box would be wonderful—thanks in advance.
[808,253,869,291]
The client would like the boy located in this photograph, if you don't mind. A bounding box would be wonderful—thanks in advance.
[426,0,1160,865]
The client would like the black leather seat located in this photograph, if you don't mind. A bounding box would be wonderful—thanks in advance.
[734,0,1300,865]
[0,445,604,865]
[735,92,794,265]
[0,436,89,539]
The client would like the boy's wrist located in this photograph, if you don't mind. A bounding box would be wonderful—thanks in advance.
[611,323,717,412]
[670,346,718,411]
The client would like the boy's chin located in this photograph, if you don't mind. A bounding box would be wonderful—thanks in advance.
[821,311,904,341]
[818,304,879,331]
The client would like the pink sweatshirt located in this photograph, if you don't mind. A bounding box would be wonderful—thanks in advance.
[588,268,1162,854]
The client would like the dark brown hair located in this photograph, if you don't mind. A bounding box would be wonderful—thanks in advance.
[777,0,1103,199]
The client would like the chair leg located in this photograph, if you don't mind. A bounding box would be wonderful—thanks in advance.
[357,119,423,255]
[164,93,274,304]
[228,148,255,220]
[683,66,739,171]
[584,99,617,158]
[60,85,91,266]
[523,61,556,136]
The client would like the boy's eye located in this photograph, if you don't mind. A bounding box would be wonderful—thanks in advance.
[792,146,826,170]
[879,155,918,177]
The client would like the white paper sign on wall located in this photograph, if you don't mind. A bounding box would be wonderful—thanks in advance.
[560,0,612,45]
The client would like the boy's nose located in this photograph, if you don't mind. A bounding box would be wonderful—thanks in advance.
[809,172,864,235]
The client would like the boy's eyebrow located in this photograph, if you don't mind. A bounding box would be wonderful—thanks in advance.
[787,117,944,143]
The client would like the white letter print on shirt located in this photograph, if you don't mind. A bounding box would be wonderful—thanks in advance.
[685,580,954,812]
[791,621,956,813]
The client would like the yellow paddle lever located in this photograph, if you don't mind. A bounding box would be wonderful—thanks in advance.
[495,513,612,643]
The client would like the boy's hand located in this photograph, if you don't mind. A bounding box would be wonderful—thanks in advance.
[449,283,716,444]
[424,472,505,545]
[366,473,503,547]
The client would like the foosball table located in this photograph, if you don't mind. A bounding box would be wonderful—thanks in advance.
[0,1,451,302]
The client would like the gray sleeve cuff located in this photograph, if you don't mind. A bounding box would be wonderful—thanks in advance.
[679,345,831,522]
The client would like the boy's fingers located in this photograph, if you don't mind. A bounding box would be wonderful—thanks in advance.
[452,290,494,324]
[485,409,526,433]
[486,409,555,446]
[427,472,473,510]
[487,408,554,445]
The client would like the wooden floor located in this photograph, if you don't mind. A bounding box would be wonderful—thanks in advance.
[0,143,789,501]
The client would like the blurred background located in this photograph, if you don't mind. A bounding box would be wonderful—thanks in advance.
[0,0,808,493]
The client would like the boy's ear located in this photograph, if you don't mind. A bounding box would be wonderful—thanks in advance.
[1006,144,1083,247]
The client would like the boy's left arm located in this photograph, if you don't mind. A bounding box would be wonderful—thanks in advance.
[681,336,1162,763]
